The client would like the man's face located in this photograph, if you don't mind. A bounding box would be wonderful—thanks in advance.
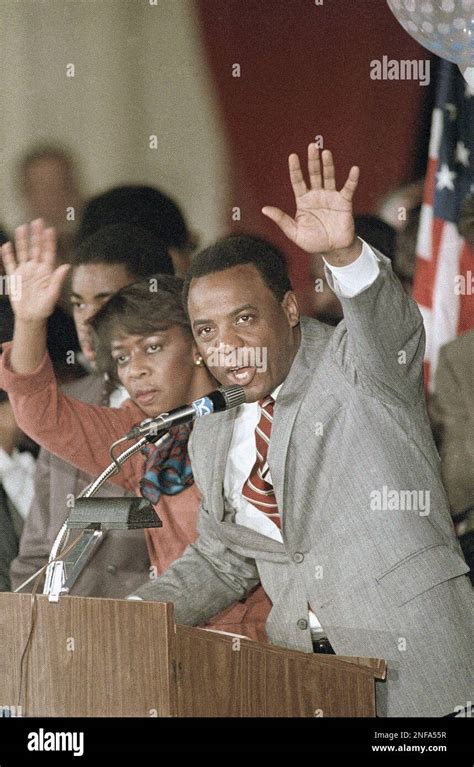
[71,263,135,365]
[23,156,78,231]
[188,264,300,403]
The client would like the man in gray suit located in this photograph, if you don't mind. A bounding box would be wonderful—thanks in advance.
[129,146,473,717]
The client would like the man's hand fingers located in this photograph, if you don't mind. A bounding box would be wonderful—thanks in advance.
[40,227,57,267]
[50,263,72,297]
[30,219,45,262]
[288,153,308,199]
[262,206,297,241]
[321,149,336,190]
[308,144,322,190]
[1,242,17,275]
[14,224,30,263]
[340,166,360,202]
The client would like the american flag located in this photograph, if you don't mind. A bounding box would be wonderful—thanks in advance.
[413,61,474,390]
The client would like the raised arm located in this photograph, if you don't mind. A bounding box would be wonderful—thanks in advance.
[263,145,425,402]
[1,220,70,373]
[0,220,145,489]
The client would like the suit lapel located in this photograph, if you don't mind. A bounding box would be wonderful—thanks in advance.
[268,317,328,535]
[209,408,237,521]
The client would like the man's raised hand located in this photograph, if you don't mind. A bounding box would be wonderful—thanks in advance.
[1,219,71,323]
[262,144,360,256]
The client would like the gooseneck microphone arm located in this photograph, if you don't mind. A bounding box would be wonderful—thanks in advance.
[38,385,246,601]
[40,430,170,599]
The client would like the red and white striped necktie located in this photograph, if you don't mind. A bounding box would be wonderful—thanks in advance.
[241,395,281,529]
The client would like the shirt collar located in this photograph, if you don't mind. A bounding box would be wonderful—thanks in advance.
[271,383,284,400]
[241,382,284,411]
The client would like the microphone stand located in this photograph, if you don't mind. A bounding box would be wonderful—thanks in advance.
[42,430,169,602]
[23,385,245,601]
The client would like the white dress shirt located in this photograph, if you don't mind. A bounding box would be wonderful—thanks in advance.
[108,384,129,408]
[0,447,36,520]
[224,240,381,636]
[323,239,380,297]
[225,383,331,634]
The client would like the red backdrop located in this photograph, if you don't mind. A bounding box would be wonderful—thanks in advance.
[197,0,434,307]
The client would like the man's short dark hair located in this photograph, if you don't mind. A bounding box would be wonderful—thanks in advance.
[78,185,191,250]
[183,233,293,306]
[73,223,174,279]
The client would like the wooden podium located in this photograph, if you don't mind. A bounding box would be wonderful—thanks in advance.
[0,593,386,717]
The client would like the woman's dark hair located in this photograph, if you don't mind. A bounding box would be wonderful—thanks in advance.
[183,233,292,306]
[88,274,191,385]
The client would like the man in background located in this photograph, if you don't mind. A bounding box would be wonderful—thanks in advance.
[430,193,474,583]
[17,142,84,268]
[79,185,198,278]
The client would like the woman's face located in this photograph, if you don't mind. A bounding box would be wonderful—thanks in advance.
[110,325,198,416]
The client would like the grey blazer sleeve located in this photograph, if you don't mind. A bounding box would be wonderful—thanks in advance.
[327,249,425,404]
[9,448,52,590]
[129,500,261,625]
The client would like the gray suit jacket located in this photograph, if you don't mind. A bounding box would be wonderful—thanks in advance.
[132,253,473,717]
[10,374,150,597]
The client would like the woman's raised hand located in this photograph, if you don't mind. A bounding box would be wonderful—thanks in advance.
[1,219,71,323]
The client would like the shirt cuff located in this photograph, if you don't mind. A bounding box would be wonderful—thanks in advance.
[0,342,53,395]
[323,239,380,298]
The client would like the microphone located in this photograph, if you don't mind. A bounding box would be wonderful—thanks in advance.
[124,385,246,440]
